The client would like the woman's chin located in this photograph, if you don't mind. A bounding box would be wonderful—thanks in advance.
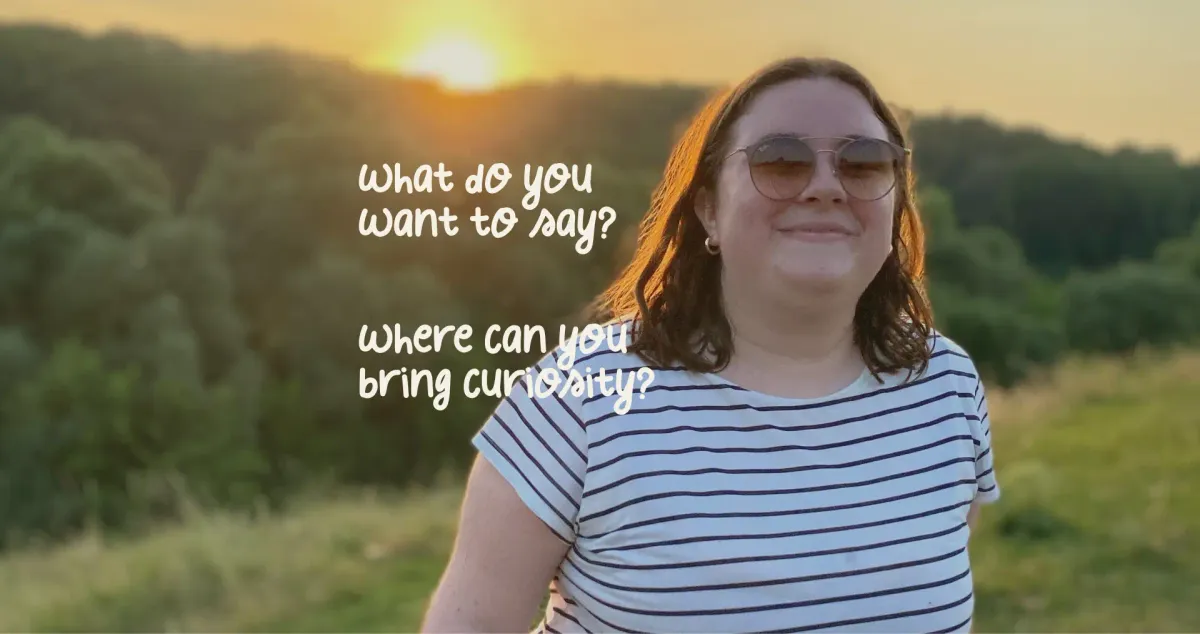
[770,257,857,292]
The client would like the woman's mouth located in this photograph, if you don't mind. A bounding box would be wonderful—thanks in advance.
[778,222,856,242]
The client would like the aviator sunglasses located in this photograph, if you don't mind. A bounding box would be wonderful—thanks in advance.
[724,135,911,202]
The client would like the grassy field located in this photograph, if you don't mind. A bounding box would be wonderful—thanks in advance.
[1,348,1198,632]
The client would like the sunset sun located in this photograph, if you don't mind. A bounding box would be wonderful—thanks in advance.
[402,35,498,92]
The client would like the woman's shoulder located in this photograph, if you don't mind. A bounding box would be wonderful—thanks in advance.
[924,329,982,379]
[555,316,652,370]
[514,316,693,422]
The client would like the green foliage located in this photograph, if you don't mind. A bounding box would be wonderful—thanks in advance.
[929,289,1065,387]
[133,215,250,382]
[0,340,266,547]
[1155,215,1200,279]
[922,186,1066,385]
[0,115,171,235]
[1063,262,1200,353]
[910,117,1200,276]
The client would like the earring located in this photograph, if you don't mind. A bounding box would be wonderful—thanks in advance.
[704,236,720,255]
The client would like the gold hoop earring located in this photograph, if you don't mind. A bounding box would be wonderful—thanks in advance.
[704,236,720,255]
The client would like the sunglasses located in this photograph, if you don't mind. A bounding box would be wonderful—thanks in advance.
[723,135,911,202]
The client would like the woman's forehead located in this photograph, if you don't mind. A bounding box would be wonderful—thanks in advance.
[730,78,889,145]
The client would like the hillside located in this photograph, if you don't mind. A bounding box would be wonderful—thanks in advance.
[1,348,1198,632]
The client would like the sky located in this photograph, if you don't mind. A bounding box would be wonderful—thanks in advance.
[5,0,1200,161]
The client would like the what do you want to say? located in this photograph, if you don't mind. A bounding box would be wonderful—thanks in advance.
[357,162,617,255]
[357,322,657,416]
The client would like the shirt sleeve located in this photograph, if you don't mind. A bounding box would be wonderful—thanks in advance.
[970,376,1000,504]
[471,350,589,544]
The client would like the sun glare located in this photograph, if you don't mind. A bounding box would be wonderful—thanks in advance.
[402,35,499,92]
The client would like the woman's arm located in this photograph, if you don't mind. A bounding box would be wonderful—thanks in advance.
[421,454,571,633]
[966,500,982,533]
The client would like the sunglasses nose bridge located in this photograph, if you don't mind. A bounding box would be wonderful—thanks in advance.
[808,147,842,181]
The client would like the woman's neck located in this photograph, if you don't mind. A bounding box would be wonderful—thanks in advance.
[717,286,865,399]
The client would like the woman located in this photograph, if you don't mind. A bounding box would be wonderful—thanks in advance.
[422,56,999,633]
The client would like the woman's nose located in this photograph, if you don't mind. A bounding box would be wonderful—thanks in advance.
[801,150,847,203]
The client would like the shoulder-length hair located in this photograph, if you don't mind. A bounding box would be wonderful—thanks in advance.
[587,56,934,380]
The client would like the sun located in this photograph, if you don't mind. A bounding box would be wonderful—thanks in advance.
[402,34,499,92]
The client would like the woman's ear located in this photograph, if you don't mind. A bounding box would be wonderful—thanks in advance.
[693,186,717,237]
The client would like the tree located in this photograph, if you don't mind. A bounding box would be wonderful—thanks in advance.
[921,186,1065,385]
[1155,216,1200,279]
[1063,262,1200,354]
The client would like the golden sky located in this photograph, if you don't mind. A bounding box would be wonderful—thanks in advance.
[5,0,1200,160]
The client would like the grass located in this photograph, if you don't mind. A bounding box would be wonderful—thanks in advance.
[971,346,1200,631]
[0,489,462,632]
[1,347,1198,632]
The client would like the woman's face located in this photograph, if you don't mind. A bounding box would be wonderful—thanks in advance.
[697,77,897,303]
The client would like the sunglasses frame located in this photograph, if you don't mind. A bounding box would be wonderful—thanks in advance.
[722,135,912,202]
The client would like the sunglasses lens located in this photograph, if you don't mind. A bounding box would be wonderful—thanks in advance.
[748,137,815,200]
[838,139,900,200]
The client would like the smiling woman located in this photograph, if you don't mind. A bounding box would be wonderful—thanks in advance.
[401,34,499,91]
[421,56,1001,634]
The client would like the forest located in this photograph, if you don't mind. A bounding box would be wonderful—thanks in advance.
[2,22,1199,549]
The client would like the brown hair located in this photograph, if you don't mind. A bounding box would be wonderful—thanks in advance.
[587,56,934,380]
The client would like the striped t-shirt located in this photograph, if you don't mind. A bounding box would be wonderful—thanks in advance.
[472,327,999,633]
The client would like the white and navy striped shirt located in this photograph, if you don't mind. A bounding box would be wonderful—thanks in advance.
[473,328,999,633]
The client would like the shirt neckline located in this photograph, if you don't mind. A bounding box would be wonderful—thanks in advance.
[704,366,875,404]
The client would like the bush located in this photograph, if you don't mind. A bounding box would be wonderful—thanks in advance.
[0,341,267,547]
[1064,262,1200,353]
